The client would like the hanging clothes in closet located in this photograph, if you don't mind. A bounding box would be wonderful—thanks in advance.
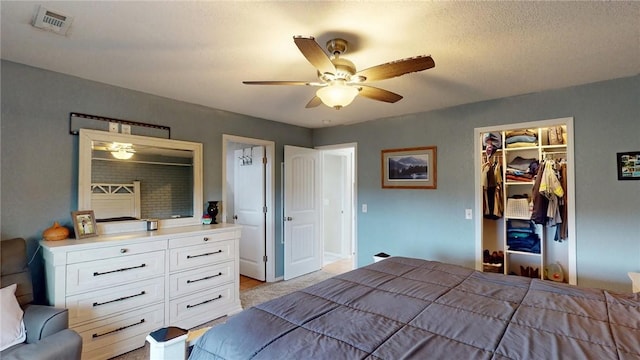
[531,158,567,241]
[540,160,563,223]
[482,157,504,220]
[482,132,504,220]
[559,160,568,239]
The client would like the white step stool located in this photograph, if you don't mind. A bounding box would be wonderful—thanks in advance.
[147,326,211,360]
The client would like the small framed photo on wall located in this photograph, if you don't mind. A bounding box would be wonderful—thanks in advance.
[71,210,98,239]
[617,151,640,180]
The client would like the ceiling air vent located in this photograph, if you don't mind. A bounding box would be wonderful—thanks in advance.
[31,5,74,35]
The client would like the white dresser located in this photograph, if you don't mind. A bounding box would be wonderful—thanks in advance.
[41,224,242,360]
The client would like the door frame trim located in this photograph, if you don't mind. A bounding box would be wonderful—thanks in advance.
[222,134,276,282]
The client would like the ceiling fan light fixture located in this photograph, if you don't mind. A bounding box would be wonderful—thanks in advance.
[111,148,134,160]
[109,142,135,160]
[243,36,435,110]
[316,81,359,109]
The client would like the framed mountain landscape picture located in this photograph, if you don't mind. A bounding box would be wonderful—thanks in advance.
[381,146,437,189]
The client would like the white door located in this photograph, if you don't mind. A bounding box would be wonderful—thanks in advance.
[284,145,322,280]
[234,146,266,281]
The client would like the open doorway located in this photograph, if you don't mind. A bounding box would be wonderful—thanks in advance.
[223,137,356,282]
[318,143,357,273]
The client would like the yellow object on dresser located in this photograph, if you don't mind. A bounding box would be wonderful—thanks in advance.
[40,224,242,360]
[42,221,70,241]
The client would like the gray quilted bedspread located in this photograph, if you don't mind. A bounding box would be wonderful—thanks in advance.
[189,257,640,360]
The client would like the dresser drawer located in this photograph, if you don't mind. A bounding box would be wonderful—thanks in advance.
[169,261,235,299]
[73,303,164,359]
[169,240,234,272]
[66,251,165,295]
[66,277,164,326]
[169,282,234,326]
[168,230,236,248]
[67,240,166,264]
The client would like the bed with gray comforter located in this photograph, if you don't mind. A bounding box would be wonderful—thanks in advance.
[189,257,640,359]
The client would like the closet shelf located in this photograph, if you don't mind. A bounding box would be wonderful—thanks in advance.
[504,146,539,151]
[541,144,567,150]
[505,181,534,185]
[505,215,532,220]
[506,249,541,256]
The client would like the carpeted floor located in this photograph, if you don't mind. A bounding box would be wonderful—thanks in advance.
[240,269,335,309]
[110,269,337,360]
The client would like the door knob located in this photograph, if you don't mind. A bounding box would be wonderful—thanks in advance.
[285,216,293,221]
[233,215,238,220]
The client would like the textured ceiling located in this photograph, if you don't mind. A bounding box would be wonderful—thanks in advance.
[1,1,639,128]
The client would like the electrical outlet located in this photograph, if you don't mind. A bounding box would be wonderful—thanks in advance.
[362,204,368,213]
[109,122,118,133]
[121,124,131,134]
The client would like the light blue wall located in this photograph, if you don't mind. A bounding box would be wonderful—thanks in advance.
[2,59,638,296]
[313,75,640,292]
[1,60,312,301]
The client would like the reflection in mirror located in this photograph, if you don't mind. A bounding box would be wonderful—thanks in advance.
[78,129,203,234]
[91,141,194,220]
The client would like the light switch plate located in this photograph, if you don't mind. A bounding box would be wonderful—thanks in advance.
[465,209,473,219]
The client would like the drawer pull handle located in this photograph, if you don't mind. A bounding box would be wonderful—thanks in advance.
[120,248,127,253]
[93,263,146,276]
[187,250,222,259]
[93,291,146,307]
[92,319,145,339]
[203,237,210,242]
[186,295,222,309]
[187,272,223,284]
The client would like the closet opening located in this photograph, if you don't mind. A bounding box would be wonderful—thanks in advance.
[474,117,576,285]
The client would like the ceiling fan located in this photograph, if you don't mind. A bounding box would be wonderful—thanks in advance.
[243,36,435,110]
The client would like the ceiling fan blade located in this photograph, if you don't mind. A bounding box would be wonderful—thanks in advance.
[293,36,336,75]
[243,81,313,86]
[357,85,403,103]
[355,55,435,82]
[305,96,323,108]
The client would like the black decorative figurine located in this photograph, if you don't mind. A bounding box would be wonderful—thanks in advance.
[207,201,219,224]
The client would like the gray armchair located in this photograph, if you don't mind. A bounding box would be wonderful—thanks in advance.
[1,238,82,360]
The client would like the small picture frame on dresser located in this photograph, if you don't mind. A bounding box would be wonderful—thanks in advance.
[71,210,98,239]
